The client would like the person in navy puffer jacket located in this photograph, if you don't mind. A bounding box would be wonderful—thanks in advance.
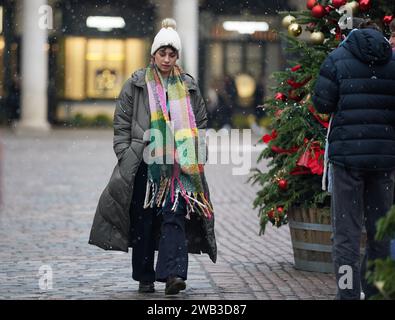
[313,19,395,300]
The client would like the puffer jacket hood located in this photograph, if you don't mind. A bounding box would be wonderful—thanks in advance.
[313,28,395,171]
[342,28,392,65]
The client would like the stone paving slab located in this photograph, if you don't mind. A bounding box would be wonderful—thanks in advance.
[0,128,336,300]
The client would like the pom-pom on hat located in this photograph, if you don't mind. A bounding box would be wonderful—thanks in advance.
[151,18,182,56]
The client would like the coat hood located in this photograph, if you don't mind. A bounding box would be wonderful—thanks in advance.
[342,29,392,65]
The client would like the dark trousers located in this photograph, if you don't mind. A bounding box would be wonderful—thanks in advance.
[130,163,188,283]
[331,164,393,299]
[155,199,189,282]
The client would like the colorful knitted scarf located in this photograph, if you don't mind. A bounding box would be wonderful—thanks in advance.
[144,63,213,218]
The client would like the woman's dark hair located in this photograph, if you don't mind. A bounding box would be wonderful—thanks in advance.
[154,45,178,55]
[390,19,395,32]
[354,18,382,32]
[352,17,366,29]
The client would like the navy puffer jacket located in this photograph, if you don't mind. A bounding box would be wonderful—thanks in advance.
[313,28,395,171]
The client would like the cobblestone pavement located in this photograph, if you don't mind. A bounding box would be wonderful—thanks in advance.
[0,128,336,300]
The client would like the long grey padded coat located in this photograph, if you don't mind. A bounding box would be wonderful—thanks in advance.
[88,68,217,263]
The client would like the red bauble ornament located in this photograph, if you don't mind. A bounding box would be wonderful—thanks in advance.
[383,15,394,25]
[325,5,333,14]
[278,179,288,190]
[277,206,284,214]
[358,0,371,11]
[268,210,275,219]
[311,4,326,18]
[262,130,278,143]
[275,92,287,101]
[331,0,346,8]
[307,0,317,10]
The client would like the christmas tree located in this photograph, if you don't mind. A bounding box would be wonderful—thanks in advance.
[366,205,395,299]
[250,0,395,234]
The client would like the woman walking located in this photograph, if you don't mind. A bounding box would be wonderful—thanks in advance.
[89,18,216,296]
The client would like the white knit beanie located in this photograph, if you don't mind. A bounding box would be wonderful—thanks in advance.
[151,18,182,56]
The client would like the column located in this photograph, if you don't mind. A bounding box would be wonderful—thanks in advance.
[174,0,198,79]
[153,0,174,29]
[15,0,50,134]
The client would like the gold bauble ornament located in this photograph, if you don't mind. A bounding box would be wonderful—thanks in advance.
[310,31,325,44]
[282,15,296,28]
[288,23,302,37]
[345,1,359,14]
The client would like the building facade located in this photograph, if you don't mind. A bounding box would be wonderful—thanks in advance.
[0,0,298,131]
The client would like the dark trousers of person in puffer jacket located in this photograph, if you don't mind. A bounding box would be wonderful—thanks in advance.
[129,161,188,284]
[330,165,393,299]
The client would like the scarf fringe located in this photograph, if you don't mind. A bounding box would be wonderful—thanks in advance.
[143,180,153,209]
[143,177,214,219]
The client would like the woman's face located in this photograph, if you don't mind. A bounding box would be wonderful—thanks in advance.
[153,47,178,77]
[390,32,395,49]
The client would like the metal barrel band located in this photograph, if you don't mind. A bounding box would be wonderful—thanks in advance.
[288,220,332,232]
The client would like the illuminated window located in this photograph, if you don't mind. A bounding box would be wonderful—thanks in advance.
[64,37,148,100]
[0,6,3,34]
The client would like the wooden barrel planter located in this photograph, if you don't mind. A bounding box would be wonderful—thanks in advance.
[288,207,366,273]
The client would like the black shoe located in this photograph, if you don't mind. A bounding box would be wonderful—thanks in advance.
[165,277,186,295]
[138,281,155,293]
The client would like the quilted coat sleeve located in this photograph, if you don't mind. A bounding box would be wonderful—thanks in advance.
[194,86,208,130]
[313,55,339,114]
[113,78,134,161]
[190,79,209,164]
